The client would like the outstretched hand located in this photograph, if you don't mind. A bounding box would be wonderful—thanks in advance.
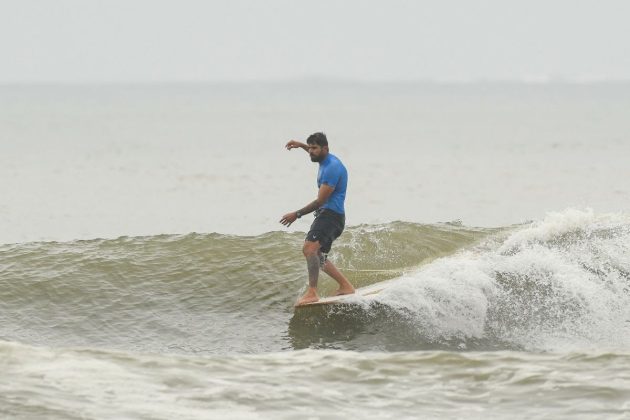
[279,212,298,227]
[285,140,303,150]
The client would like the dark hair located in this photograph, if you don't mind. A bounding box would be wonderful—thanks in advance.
[306,132,328,147]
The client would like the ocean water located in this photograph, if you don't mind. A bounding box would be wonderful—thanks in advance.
[1,83,630,419]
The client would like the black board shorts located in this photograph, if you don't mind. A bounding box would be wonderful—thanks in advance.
[305,209,345,254]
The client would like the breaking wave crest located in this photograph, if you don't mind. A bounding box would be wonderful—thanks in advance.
[363,209,630,352]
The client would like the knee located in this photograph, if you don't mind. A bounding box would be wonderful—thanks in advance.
[302,241,319,257]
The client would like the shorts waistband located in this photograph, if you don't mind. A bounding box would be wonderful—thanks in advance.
[314,208,345,219]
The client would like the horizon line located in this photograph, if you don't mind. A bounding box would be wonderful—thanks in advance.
[2,77,630,87]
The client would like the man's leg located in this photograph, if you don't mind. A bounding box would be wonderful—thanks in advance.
[295,240,322,306]
[322,259,355,296]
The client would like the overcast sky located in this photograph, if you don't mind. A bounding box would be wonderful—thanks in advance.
[1,0,629,83]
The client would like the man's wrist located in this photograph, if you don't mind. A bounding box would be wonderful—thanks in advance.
[295,210,302,219]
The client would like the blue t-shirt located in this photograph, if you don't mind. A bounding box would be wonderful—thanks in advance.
[317,153,348,214]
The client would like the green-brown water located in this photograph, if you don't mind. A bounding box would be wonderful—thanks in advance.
[2,214,630,418]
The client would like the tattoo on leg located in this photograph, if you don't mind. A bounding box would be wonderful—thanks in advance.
[318,252,327,268]
[307,254,320,288]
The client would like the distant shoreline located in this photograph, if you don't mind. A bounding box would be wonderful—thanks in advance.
[2,79,630,88]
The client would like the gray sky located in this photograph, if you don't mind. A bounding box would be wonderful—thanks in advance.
[2,0,629,83]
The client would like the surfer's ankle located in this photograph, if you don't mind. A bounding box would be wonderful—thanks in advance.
[335,287,355,296]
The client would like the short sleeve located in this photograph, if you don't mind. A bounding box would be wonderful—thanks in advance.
[320,163,341,188]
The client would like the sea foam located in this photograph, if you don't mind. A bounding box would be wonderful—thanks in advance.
[376,208,630,352]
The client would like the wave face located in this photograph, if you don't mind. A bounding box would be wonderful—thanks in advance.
[1,209,629,354]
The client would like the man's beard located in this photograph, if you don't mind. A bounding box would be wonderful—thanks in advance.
[310,155,322,162]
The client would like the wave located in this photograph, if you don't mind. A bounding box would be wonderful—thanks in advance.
[1,209,629,354]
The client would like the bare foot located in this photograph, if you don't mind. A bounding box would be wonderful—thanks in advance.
[334,287,355,296]
[295,287,319,306]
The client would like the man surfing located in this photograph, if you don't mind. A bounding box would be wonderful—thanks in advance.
[280,132,355,306]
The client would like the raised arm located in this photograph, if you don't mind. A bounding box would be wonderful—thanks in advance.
[285,140,309,152]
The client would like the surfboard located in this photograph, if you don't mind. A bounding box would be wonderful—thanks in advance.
[294,280,392,308]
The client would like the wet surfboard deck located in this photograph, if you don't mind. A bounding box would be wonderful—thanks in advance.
[294,280,392,309]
